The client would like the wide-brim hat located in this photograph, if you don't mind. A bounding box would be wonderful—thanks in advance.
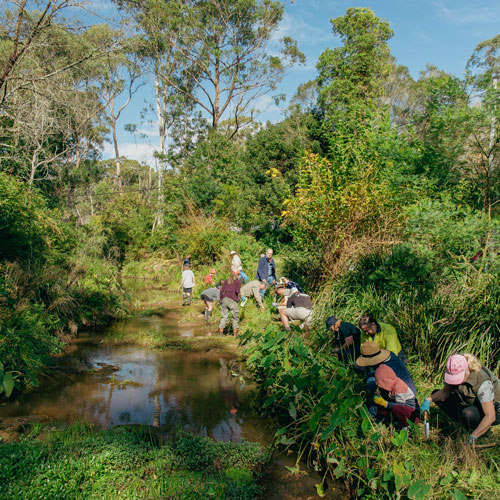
[355,341,390,367]
[230,250,237,255]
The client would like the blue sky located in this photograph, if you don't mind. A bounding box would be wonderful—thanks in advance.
[94,0,500,165]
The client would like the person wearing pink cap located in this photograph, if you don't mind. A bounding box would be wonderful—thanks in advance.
[421,353,500,446]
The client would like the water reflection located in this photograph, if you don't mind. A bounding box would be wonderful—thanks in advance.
[0,341,272,445]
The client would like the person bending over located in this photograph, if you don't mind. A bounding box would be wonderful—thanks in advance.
[240,280,268,311]
[371,364,419,429]
[280,290,313,334]
[421,353,500,447]
[358,314,407,363]
[325,316,361,363]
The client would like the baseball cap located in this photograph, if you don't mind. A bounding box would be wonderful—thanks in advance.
[444,354,468,385]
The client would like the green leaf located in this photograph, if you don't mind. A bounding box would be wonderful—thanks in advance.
[407,479,431,500]
[288,403,297,420]
[451,489,468,500]
[259,353,276,369]
[366,467,375,481]
[395,474,403,491]
[333,458,346,478]
[361,416,371,435]
[309,410,323,431]
[315,483,326,497]
[279,436,296,446]
[440,474,454,486]
[3,372,14,397]
[263,394,279,408]
[275,427,288,437]
[320,411,343,440]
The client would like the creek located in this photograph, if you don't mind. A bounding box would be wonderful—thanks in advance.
[0,290,343,499]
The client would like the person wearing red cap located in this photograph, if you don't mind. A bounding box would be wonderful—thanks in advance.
[421,353,500,446]
[204,269,216,285]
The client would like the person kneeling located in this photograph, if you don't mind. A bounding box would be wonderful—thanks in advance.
[371,364,419,429]
[421,353,500,447]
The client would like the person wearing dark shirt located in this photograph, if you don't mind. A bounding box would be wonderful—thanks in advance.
[256,249,276,300]
[218,272,241,336]
[325,316,361,363]
[279,290,313,333]
[277,277,303,293]
[355,341,418,400]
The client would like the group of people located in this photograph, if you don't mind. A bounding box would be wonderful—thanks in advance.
[182,251,500,446]
[325,315,500,447]
[182,248,313,336]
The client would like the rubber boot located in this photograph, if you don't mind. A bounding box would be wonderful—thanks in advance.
[208,310,212,322]
[187,295,191,305]
[204,310,209,324]
[182,294,187,306]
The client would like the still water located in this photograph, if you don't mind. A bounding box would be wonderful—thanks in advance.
[0,322,272,445]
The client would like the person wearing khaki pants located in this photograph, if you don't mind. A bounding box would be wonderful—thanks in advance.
[218,272,241,336]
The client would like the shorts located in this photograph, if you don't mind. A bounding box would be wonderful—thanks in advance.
[200,293,213,302]
[284,307,313,326]
[183,287,192,294]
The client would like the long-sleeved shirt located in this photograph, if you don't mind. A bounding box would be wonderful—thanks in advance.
[220,278,241,302]
[240,280,263,307]
[360,322,402,356]
[256,256,275,281]
[231,254,242,272]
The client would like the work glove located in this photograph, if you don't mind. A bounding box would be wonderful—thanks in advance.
[420,399,431,414]
[468,434,478,445]
[272,302,278,307]
[373,396,388,408]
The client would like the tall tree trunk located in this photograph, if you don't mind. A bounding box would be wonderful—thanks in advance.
[153,63,166,229]
[109,99,122,193]
[487,77,498,210]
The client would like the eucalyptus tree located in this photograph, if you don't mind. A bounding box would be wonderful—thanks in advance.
[84,25,144,193]
[115,0,193,228]
[166,0,305,137]
[117,0,304,137]
[467,34,500,211]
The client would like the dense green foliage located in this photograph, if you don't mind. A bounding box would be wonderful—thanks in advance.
[2,2,500,498]
[0,424,269,500]
[241,327,500,499]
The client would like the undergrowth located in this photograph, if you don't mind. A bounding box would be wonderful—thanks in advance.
[240,326,500,500]
[0,423,269,500]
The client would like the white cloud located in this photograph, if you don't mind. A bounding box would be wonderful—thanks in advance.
[433,1,500,24]
[101,141,159,168]
[272,12,332,47]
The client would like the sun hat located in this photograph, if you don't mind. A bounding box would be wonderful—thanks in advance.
[230,250,237,255]
[210,269,216,274]
[355,341,390,367]
[325,316,339,331]
[444,354,468,385]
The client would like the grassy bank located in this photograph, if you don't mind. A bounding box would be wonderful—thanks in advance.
[240,326,500,500]
[0,423,269,500]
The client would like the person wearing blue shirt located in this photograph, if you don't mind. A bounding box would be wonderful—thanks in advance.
[256,249,276,299]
